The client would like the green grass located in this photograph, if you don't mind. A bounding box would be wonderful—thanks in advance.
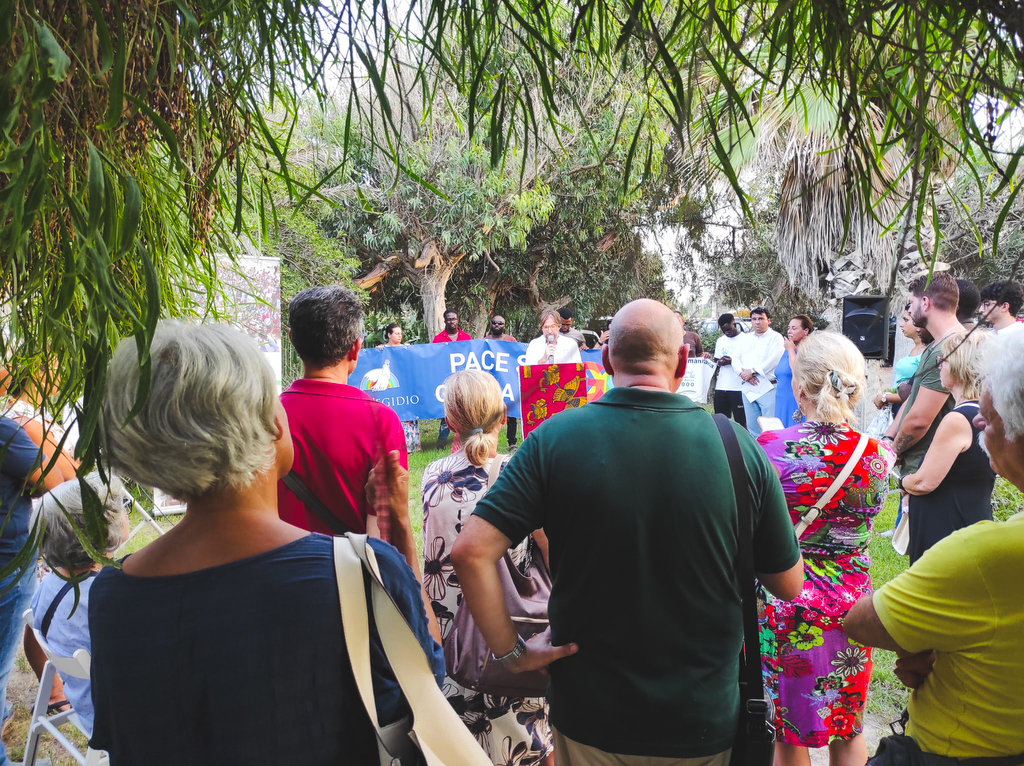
[866,493,910,721]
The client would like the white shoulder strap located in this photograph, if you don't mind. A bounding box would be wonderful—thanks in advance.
[484,454,507,489]
[794,431,871,538]
[334,535,492,766]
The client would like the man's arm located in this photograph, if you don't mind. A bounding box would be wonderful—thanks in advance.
[889,387,950,453]
[451,515,577,672]
[846,595,936,688]
[367,450,441,645]
[758,557,804,602]
[845,595,907,653]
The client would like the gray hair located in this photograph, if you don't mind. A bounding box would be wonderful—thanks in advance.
[983,330,1024,440]
[288,285,364,367]
[39,473,129,570]
[101,321,278,502]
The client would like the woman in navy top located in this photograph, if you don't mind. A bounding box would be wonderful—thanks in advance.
[90,321,443,765]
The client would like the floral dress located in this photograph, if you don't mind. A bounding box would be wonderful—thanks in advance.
[756,421,895,747]
[421,450,553,765]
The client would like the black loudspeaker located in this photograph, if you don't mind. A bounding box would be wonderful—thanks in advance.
[842,296,890,359]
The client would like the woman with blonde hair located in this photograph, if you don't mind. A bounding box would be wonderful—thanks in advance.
[421,370,553,765]
[900,329,996,563]
[756,332,895,766]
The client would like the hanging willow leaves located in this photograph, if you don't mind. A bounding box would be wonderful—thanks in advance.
[4,0,1024,566]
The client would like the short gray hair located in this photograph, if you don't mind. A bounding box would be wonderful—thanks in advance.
[983,330,1024,440]
[39,473,129,570]
[101,321,278,502]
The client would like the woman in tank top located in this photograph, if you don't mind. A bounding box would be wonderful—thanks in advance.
[900,329,997,563]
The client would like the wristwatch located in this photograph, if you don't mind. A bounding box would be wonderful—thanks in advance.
[492,635,526,665]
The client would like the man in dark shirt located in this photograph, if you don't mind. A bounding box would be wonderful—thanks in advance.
[673,310,706,357]
[485,316,520,449]
[452,299,803,762]
[557,307,587,350]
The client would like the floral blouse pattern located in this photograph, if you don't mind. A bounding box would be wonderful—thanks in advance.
[756,422,895,747]
[421,450,552,765]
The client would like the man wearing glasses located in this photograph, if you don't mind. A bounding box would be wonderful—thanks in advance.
[485,316,521,449]
[979,280,1024,336]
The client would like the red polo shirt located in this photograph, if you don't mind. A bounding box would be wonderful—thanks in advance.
[278,378,407,535]
[432,329,472,342]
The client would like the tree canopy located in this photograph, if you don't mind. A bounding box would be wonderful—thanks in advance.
[4,0,1023,543]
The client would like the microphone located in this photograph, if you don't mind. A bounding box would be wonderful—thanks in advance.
[545,332,555,363]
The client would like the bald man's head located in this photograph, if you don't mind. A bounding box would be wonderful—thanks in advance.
[607,299,684,376]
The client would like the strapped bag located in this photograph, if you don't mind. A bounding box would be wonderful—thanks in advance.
[282,471,354,536]
[442,455,552,697]
[714,414,776,766]
[333,534,492,766]
[793,431,870,538]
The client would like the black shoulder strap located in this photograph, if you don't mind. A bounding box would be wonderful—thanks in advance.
[712,414,764,696]
[281,471,354,536]
[41,571,98,640]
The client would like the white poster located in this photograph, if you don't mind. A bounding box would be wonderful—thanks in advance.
[676,357,715,404]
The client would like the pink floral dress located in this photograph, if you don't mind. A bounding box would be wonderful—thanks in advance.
[756,421,895,747]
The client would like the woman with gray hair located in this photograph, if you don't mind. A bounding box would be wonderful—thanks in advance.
[86,320,443,765]
[29,473,130,738]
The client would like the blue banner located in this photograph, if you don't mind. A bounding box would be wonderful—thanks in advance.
[351,340,602,419]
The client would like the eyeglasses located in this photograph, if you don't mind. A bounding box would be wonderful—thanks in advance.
[491,320,504,325]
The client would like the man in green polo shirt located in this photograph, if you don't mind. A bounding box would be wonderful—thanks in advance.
[452,298,803,763]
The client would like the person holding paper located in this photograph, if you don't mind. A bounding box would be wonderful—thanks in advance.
[525,310,582,365]
[733,306,785,436]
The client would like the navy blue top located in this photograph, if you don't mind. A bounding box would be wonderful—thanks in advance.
[0,416,42,565]
[89,534,443,765]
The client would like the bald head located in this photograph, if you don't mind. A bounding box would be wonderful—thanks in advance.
[607,300,685,377]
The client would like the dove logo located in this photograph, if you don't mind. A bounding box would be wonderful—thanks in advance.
[360,359,399,391]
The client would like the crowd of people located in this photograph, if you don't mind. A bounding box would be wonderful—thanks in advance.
[0,278,1021,766]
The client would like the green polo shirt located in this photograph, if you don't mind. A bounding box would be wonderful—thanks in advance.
[473,387,798,758]
[895,341,953,473]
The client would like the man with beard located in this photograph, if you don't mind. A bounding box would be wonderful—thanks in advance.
[884,273,960,473]
[432,308,472,449]
[485,315,521,450]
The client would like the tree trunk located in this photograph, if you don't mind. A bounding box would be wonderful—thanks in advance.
[402,240,467,336]
[420,269,451,337]
[467,264,505,338]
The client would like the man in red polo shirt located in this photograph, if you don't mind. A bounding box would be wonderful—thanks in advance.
[279,285,407,538]
[432,308,471,448]
[432,308,472,343]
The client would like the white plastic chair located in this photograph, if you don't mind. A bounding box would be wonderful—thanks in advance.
[20,609,108,766]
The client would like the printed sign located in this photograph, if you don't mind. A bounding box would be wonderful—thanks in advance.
[675,357,716,404]
[519,363,588,437]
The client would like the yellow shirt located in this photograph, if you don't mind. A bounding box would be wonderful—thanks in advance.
[873,513,1024,758]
